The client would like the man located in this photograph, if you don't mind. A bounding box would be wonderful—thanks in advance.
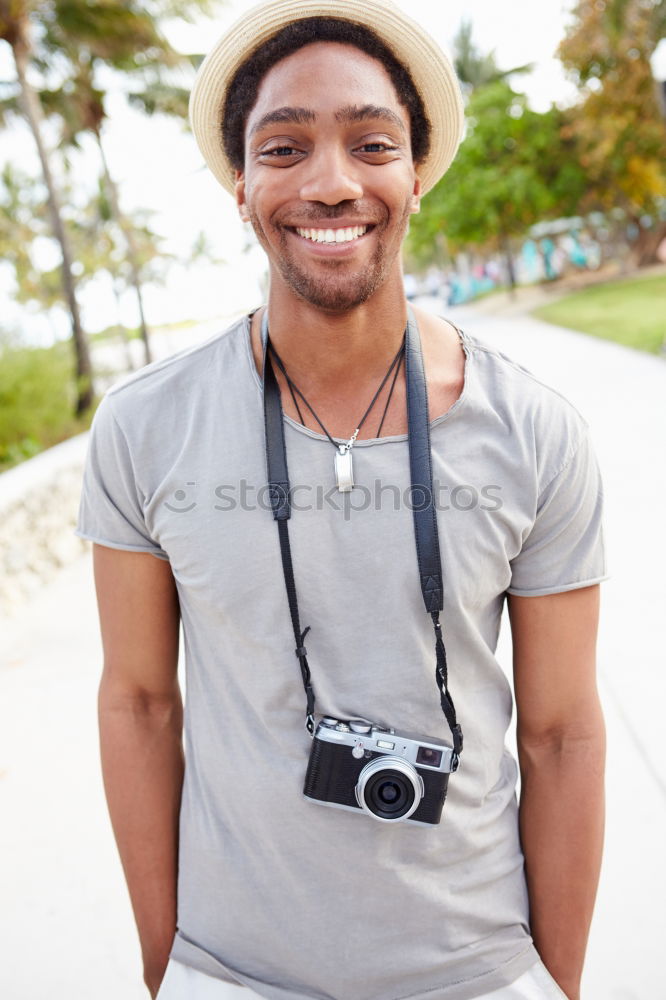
[76,2,607,999]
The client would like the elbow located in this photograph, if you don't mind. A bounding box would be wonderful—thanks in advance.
[98,667,183,729]
[517,707,606,775]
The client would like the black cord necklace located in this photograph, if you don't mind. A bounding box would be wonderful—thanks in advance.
[265,322,405,492]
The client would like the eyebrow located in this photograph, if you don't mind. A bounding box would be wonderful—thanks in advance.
[249,103,407,138]
[334,104,407,137]
[249,106,316,136]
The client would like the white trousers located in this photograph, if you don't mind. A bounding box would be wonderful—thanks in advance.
[156,959,568,999]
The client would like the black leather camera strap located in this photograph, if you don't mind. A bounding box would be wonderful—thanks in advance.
[261,309,463,761]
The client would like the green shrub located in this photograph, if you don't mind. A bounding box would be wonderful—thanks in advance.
[0,339,95,472]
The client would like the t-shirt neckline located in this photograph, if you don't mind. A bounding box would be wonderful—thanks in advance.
[242,312,472,446]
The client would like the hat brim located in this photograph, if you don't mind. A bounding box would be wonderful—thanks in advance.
[189,0,464,197]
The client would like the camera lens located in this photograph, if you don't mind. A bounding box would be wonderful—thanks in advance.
[378,782,400,804]
[355,758,424,822]
[367,773,411,817]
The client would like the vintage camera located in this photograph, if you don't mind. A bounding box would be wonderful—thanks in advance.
[303,716,459,826]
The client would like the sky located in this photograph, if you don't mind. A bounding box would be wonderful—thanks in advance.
[0,0,582,344]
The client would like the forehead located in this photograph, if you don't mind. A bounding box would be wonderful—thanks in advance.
[247,41,407,128]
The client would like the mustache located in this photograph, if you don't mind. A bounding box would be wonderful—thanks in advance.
[277,202,384,225]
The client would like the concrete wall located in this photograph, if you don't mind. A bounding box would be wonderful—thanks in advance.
[0,434,90,617]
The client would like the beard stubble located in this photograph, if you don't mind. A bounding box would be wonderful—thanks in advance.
[248,197,413,313]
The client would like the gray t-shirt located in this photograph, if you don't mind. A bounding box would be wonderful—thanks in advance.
[76,314,606,1000]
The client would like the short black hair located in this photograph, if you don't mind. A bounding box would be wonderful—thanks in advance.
[222,17,431,172]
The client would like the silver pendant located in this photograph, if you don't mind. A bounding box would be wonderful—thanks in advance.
[334,445,354,492]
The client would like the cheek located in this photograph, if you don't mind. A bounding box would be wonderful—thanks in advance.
[243,180,279,231]
[245,202,279,251]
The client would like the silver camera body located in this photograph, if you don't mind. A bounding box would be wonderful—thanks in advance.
[303,716,459,826]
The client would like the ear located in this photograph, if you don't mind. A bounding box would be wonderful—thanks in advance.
[410,173,422,216]
[235,170,250,223]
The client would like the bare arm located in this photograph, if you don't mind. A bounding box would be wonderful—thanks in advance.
[94,543,183,998]
[508,585,605,1000]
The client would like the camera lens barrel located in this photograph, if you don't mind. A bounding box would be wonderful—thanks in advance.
[355,757,425,823]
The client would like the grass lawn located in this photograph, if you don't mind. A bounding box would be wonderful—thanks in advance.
[532,273,666,354]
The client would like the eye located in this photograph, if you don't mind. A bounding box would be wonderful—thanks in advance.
[355,139,401,160]
[261,145,301,157]
[359,142,397,153]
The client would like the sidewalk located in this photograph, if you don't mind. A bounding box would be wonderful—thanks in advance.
[1,304,664,999]
[447,302,666,1000]
[0,555,147,999]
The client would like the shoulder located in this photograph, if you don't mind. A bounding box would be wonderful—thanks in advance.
[453,325,592,490]
[465,329,587,419]
[102,315,250,422]
[413,307,466,413]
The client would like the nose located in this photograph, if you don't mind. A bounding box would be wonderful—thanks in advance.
[298,144,363,205]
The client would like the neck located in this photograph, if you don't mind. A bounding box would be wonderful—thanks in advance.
[263,277,409,395]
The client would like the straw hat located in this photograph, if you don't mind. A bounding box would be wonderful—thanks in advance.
[189,0,465,197]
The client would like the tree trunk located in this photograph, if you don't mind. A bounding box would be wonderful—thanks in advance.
[96,132,152,366]
[112,277,136,372]
[631,217,666,268]
[12,40,94,415]
[499,234,517,291]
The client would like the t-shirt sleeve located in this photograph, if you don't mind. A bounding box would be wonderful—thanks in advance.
[74,394,169,560]
[507,427,607,596]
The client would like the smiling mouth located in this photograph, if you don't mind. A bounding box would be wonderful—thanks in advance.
[292,225,371,244]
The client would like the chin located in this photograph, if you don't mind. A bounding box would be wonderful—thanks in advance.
[280,258,390,312]
[295,285,378,312]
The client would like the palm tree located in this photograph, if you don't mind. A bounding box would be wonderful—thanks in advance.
[39,2,209,366]
[42,59,158,365]
[2,0,213,405]
[73,183,175,374]
[453,19,533,95]
[0,0,94,414]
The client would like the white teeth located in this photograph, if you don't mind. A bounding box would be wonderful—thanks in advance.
[294,225,369,243]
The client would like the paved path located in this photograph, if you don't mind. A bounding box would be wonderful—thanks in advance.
[449,302,666,1000]
[1,304,664,999]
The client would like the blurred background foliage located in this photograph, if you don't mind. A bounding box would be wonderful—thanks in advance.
[408,82,589,278]
[0,0,665,471]
[0,0,212,440]
[410,0,666,270]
